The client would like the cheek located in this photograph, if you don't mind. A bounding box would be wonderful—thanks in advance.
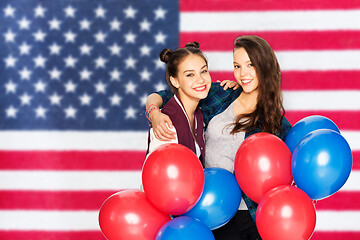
[250,69,257,78]
[233,69,240,80]
[253,77,259,88]
[205,74,212,83]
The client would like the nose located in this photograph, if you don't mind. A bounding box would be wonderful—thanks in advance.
[240,67,249,77]
[196,74,206,84]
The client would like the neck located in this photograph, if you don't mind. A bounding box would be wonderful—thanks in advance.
[237,90,258,113]
[177,93,199,119]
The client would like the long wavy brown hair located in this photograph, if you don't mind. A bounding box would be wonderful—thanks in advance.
[229,35,285,135]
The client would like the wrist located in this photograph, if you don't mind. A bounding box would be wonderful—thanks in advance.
[148,107,161,122]
[146,104,160,122]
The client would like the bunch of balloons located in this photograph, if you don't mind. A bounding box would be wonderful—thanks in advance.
[99,143,243,239]
[98,115,352,240]
[234,115,352,240]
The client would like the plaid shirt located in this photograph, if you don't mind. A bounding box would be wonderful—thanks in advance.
[157,82,292,222]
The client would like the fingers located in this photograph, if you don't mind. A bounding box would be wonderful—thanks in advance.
[152,129,159,140]
[152,115,176,141]
[161,121,175,137]
[223,80,232,90]
[164,116,173,129]
[229,82,236,89]
[154,123,176,141]
[224,81,240,90]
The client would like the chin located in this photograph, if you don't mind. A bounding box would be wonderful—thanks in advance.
[198,94,209,99]
[242,87,257,93]
[194,92,208,100]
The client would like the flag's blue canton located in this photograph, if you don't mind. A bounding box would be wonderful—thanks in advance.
[0,0,178,130]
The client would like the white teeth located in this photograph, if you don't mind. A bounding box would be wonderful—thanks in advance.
[195,86,206,90]
[242,80,251,84]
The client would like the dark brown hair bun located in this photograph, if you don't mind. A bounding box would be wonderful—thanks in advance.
[159,48,173,63]
[185,41,200,49]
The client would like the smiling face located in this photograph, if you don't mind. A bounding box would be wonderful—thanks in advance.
[233,47,259,95]
[170,54,211,103]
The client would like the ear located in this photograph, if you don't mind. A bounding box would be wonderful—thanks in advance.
[170,76,180,89]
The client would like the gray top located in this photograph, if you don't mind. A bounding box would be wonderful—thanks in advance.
[204,100,248,210]
[204,101,245,173]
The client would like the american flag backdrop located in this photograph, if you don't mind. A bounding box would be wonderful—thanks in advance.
[0,0,359,239]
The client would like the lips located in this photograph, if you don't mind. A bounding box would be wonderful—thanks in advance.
[241,79,252,84]
[193,85,207,91]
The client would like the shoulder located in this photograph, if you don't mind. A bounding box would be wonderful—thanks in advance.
[157,89,173,99]
[201,82,241,107]
[157,89,173,106]
[162,97,187,125]
[162,97,177,115]
[209,82,242,97]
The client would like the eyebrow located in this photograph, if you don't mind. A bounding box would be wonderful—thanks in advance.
[234,60,252,64]
[183,64,207,73]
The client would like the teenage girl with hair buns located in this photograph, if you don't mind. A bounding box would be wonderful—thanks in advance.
[146,41,211,166]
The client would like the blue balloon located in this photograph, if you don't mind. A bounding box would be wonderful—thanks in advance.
[285,115,340,153]
[156,216,215,240]
[183,168,241,230]
[292,129,352,200]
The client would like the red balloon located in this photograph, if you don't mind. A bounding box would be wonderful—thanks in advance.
[99,190,171,240]
[142,143,204,215]
[256,185,316,240]
[234,132,292,203]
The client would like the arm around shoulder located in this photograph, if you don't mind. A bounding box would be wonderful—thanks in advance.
[146,93,164,110]
[146,90,173,109]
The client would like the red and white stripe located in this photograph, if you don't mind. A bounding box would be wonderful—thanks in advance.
[1,1,360,240]
[0,132,146,239]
